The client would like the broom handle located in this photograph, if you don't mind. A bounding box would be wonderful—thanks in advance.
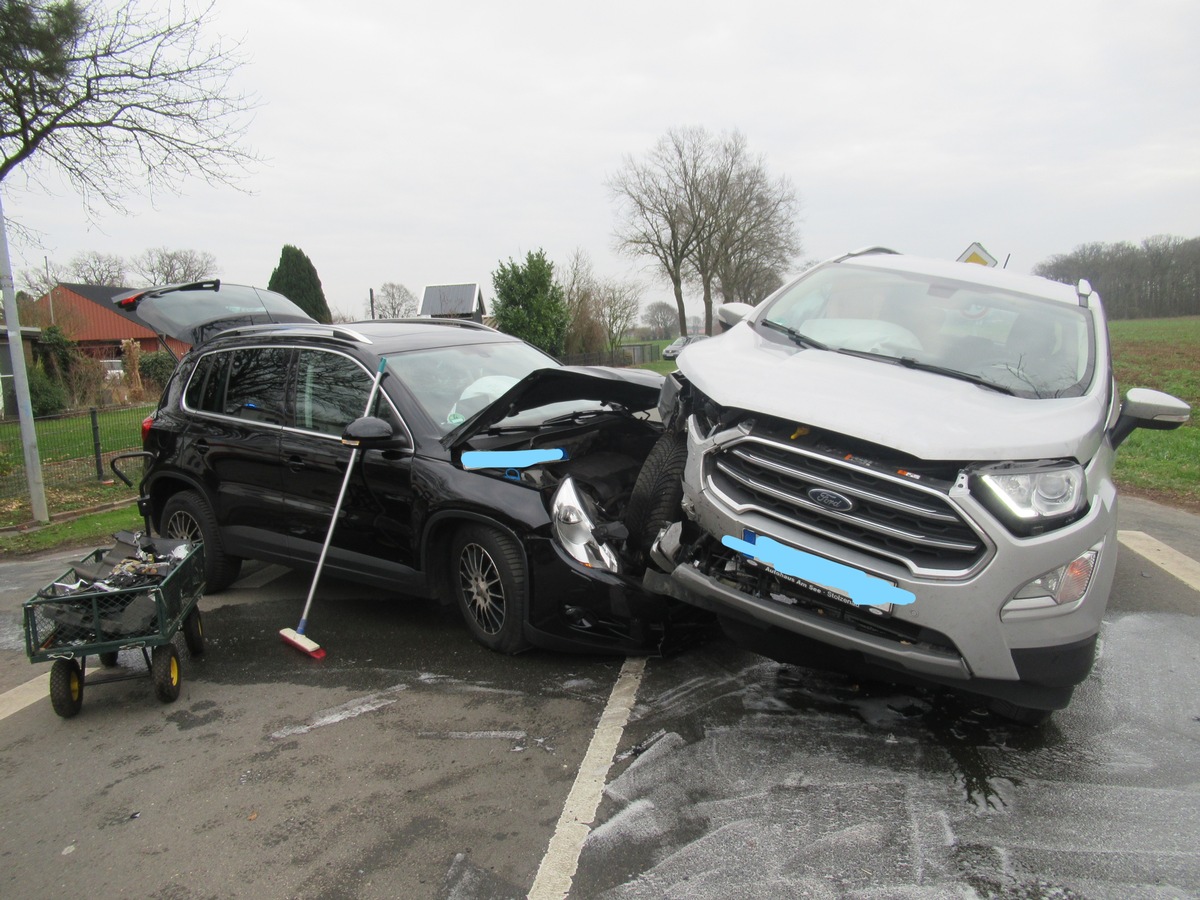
[297,357,389,632]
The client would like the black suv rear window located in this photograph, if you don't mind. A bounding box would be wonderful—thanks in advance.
[184,347,289,424]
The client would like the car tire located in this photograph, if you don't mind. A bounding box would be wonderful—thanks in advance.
[49,658,84,718]
[624,431,688,563]
[450,524,530,655]
[161,490,242,593]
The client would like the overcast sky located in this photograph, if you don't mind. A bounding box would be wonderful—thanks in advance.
[7,0,1200,320]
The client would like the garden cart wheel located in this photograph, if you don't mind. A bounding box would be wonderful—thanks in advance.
[49,658,84,718]
[183,607,205,656]
[151,644,181,703]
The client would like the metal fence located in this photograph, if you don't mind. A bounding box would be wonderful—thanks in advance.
[560,342,662,368]
[0,403,153,517]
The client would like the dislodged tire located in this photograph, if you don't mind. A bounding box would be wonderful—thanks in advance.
[624,431,688,563]
[450,524,530,655]
[49,658,84,718]
[161,490,242,592]
[151,644,182,703]
[182,607,205,657]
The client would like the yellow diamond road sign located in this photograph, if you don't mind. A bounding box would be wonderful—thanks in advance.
[958,242,998,267]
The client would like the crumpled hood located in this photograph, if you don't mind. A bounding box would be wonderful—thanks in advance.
[445,365,664,448]
[678,323,1108,462]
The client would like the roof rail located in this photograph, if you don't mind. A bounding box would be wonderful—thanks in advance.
[359,316,497,332]
[833,246,902,262]
[215,323,374,344]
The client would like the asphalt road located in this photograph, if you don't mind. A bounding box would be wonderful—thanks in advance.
[0,496,1196,898]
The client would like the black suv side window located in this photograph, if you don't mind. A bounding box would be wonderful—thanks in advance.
[294,349,399,437]
[184,347,288,425]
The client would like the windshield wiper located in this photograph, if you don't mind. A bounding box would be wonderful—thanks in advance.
[891,354,1016,395]
[485,406,621,435]
[760,318,829,351]
[831,348,1015,395]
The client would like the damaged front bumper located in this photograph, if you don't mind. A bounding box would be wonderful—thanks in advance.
[644,522,1096,710]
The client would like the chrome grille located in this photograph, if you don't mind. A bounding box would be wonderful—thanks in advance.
[705,437,988,574]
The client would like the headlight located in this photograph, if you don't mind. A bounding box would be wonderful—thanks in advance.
[551,477,620,572]
[972,461,1087,536]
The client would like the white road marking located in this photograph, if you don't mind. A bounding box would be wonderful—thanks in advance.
[1118,530,1200,593]
[528,656,646,900]
[0,673,50,722]
[268,685,407,739]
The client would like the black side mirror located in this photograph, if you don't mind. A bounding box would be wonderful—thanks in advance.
[342,416,400,447]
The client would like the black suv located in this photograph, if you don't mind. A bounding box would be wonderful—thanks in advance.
[119,281,674,653]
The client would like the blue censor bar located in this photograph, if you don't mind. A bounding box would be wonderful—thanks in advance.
[722,532,915,607]
[461,449,568,469]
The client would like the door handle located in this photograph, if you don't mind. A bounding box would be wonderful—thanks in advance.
[286,455,305,472]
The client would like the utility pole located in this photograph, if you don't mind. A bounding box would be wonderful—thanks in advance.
[0,189,50,522]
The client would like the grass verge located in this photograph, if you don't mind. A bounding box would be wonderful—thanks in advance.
[0,504,144,556]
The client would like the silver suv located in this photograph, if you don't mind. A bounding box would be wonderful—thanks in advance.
[635,248,1190,722]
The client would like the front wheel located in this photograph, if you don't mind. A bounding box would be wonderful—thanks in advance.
[624,431,688,565]
[160,490,242,592]
[450,525,530,655]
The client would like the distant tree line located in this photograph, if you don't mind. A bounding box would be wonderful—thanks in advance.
[1034,235,1200,320]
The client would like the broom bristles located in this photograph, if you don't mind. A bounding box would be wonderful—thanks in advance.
[280,627,325,659]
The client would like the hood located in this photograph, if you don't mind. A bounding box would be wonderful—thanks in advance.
[114,281,316,347]
[445,365,664,448]
[679,323,1109,461]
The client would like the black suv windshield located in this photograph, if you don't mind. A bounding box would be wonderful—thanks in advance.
[385,341,559,434]
[759,264,1096,398]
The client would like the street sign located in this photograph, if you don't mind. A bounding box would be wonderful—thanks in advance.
[957,242,998,267]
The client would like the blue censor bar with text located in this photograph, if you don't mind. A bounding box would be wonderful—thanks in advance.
[722,532,915,607]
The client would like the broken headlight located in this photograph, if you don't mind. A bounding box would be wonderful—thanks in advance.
[551,476,621,572]
[971,461,1086,536]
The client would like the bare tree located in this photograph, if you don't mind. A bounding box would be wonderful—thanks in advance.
[372,282,417,318]
[66,250,126,285]
[558,248,605,355]
[0,0,259,212]
[130,247,217,285]
[593,278,642,354]
[642,300,676,340]
[610,127,800,334]
[609,126,711,337]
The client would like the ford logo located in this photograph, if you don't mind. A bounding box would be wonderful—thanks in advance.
[808,488,855,512]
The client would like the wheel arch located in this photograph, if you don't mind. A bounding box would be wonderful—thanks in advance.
[420,511,529,606]
[144,472,211,531]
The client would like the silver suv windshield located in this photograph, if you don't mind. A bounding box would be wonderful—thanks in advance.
[758,264,1096,398]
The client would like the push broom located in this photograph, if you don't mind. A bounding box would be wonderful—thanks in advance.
[281,357,389,659]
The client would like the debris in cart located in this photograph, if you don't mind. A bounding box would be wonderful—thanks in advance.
[22,533,207,718]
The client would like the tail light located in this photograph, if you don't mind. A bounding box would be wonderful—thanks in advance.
[141,415,155,444]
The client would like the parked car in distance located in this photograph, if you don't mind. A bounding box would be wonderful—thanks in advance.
[117,280,686,655]
[662,334,709,360]
[630,248,1191,723]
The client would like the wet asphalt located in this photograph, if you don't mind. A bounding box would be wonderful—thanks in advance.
[0,496,1196,898]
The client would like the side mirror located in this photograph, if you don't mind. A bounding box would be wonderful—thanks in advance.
[1109,388,1191,449]
[342,415,401,447]
[717,302,754,331]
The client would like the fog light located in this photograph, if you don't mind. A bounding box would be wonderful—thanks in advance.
[1003,549,1099,618]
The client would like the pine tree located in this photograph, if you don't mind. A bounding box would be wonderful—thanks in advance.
[267,245,332,323]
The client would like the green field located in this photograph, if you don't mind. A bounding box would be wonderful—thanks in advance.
[1108,316,1199,510]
